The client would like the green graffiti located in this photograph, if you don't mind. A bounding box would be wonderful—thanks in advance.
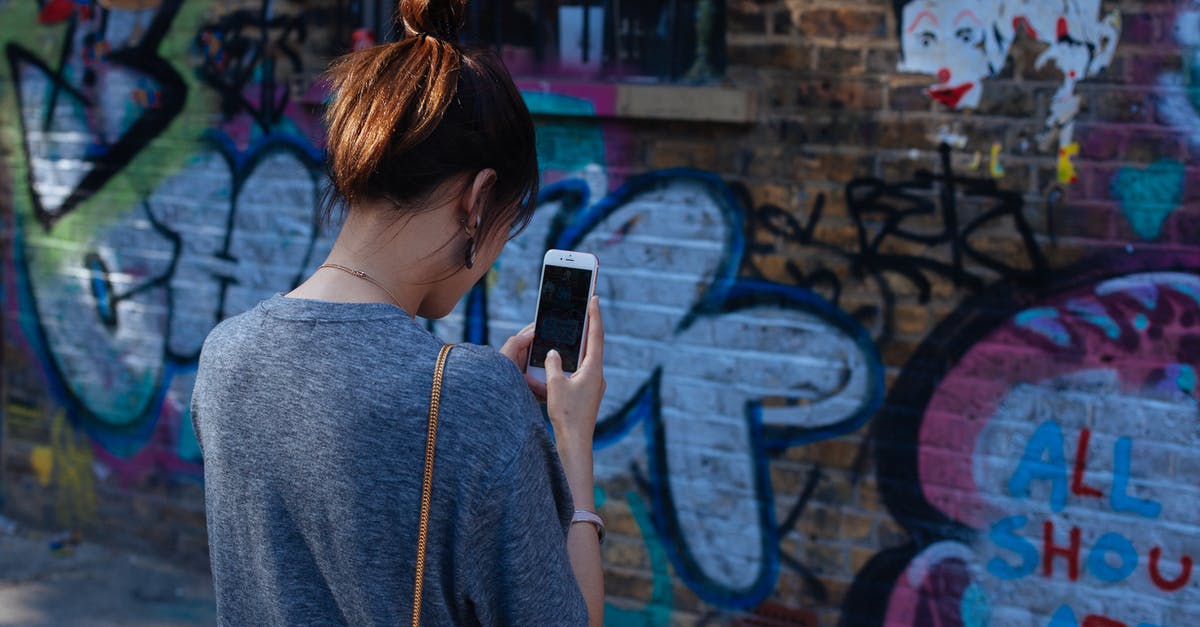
[523,92,596,116]
[1176,364,1196,395]
[1,0,214,273]
[1111,159,1185,241]
[603,489,674,627]
[521,92,606,174]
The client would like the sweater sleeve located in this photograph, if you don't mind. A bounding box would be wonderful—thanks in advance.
[459,413,589,626]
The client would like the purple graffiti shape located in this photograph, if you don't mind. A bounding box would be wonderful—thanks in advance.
[848,253,1200,626]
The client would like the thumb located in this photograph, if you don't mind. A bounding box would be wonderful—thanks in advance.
[544,349,564,380]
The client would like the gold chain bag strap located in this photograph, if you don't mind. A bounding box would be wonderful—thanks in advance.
[412,343,453,627]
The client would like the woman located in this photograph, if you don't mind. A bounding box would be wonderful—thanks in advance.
[191,0,605,624]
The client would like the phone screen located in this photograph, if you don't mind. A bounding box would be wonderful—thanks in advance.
[530,264,594,372]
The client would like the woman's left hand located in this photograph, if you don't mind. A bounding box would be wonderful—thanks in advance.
[499,322,548,402]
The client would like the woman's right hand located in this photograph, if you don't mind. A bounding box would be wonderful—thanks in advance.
[547,297,605,624]
[544,296,605,451]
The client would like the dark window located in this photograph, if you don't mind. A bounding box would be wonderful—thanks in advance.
[353,0,726,82]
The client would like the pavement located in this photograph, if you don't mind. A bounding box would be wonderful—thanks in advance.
[0,520,216,626]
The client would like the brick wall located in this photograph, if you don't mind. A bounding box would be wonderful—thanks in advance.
[2,1,1198,625]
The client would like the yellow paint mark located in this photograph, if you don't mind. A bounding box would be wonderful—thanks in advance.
[1058,142,1080,184]
[47,411,97,529]
[7,402,43,431]
[6,403,41,421]
[989,142,1005,179]
[31,446,53,486]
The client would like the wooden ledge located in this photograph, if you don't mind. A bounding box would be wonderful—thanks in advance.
[517,79,759,124]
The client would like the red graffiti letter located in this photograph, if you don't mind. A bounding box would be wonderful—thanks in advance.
[1071,428,1102,498]
[1149,547,1193,592]
[1043,520,1081,581]
[1082,617,1126,627]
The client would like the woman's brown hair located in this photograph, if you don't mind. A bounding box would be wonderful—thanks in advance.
[322,0,539,250]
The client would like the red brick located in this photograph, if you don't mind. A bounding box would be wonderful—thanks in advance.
[795,9,887,39]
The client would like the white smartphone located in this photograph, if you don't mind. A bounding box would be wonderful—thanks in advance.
[527,249,599,382]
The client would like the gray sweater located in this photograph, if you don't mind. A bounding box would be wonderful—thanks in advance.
[192,294,588,626]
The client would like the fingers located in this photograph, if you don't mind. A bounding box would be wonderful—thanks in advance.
[500,325,535,352]
[525,372,548,402]
[499,324,536,368]
[499,335,519,356]
[545,349,564,382]
[581,296,604,370]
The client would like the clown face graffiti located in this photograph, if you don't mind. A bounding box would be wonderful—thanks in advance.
[895,0,1120,160]
[897,0,995,109]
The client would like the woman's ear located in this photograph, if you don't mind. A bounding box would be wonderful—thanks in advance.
[463,168,498,229]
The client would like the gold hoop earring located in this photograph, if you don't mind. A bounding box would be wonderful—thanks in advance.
[463,223,477,269]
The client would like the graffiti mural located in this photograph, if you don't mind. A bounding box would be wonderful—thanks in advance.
[845,252,1200,627]
[433,169,885,609]
[194,5,308,133]
[894,0,1120,179]
[22,132,324,467]
[5,5,883,606]
[2,3,887,602]
[191,1,330,150]
[4,0,1192,623]
[6,0,186,226]
[745,142,1048,347]
[1,0,331,484]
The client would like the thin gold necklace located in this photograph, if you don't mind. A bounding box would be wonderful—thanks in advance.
[317,263,405,311]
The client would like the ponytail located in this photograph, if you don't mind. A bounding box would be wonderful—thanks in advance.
[399,0,468,41]
[322,0,539,244]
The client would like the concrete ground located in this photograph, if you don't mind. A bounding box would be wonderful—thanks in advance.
[0,525,215,626]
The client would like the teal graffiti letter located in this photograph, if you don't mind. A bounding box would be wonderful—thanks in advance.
[1008,421,1068,511]
[1111,437,1162,519]
[987,515,1038,579]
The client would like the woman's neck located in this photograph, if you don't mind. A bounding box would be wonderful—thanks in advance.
[288,199,458,315]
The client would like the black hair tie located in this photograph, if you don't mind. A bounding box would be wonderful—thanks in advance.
[413,30,458,44]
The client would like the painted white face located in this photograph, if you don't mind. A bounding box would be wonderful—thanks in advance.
[898,0,994,109]
[1177,3,1200,64]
